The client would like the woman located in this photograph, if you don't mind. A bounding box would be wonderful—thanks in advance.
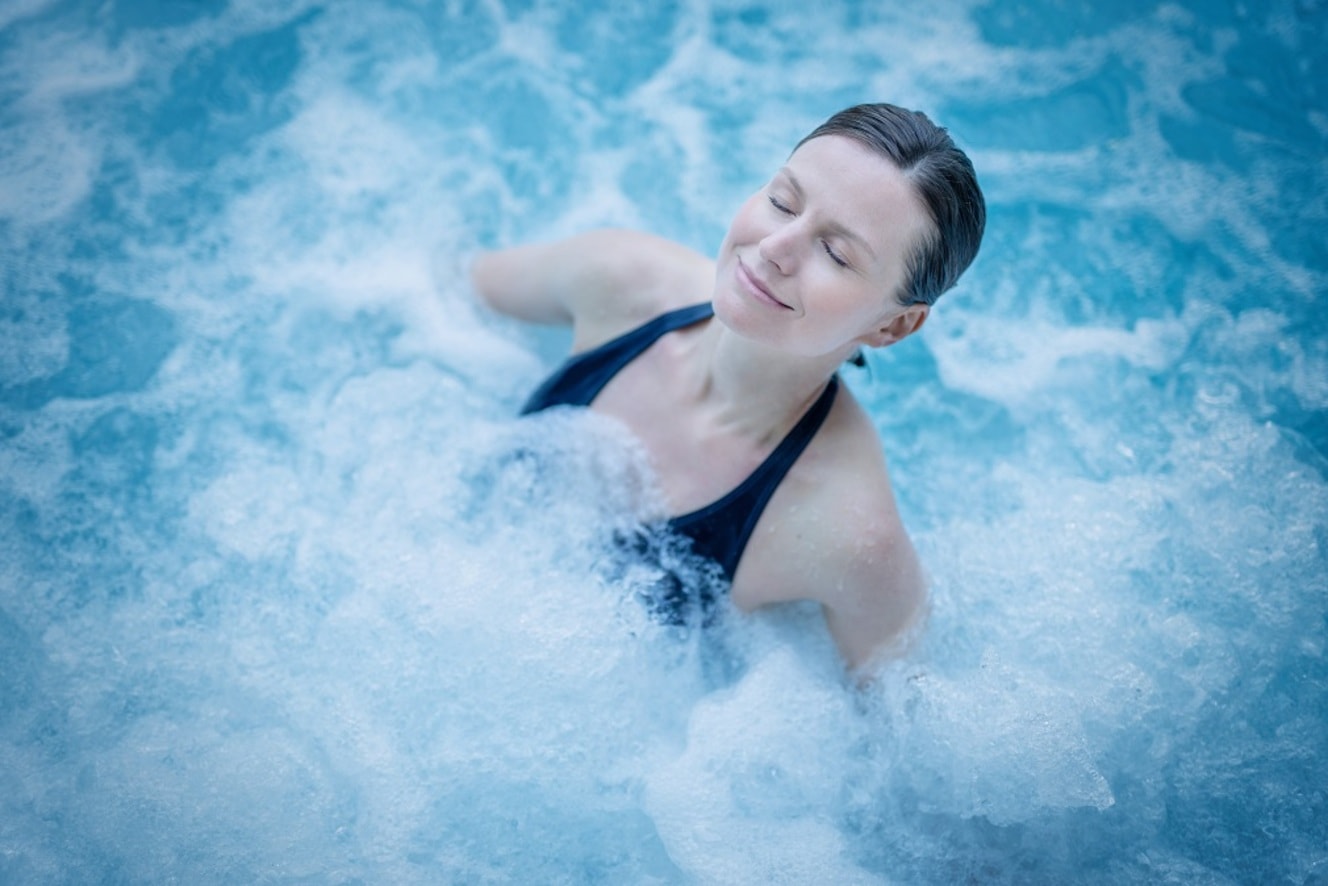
[472,103,985,672]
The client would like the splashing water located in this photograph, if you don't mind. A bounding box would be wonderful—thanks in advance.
[1,0,1325,882]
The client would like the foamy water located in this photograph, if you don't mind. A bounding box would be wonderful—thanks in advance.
[1,0,1325,882]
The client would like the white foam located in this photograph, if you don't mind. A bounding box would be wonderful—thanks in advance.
[0,109,98,224]
[928,305,1189,407]
[646,647,885,884]
[2,0,1325,882]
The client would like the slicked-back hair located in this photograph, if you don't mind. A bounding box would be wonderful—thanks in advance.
[797,103,985,307]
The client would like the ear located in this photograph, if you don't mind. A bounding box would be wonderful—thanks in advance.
[863,304,929,348]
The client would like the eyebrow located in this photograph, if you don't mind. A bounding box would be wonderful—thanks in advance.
[778,167,878,261]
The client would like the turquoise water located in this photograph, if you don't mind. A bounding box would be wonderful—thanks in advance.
[1,0,1325,882]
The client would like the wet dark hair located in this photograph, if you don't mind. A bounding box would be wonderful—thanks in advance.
[796,103,985,307]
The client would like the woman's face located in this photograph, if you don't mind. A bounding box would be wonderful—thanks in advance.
[713,134,934,360]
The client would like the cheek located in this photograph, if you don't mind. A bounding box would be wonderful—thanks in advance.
[724,194,767,245]
[818,281,888,328]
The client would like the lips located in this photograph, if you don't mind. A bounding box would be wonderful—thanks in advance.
[737,258,792,310]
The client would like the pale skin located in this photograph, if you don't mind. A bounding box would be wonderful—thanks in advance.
[472,135,933,673]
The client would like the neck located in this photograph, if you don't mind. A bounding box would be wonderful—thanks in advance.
[687,321,848,442]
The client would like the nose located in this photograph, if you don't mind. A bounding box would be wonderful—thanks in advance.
[758,222,798,275]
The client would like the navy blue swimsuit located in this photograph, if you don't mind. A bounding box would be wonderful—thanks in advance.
[521,303,838,619]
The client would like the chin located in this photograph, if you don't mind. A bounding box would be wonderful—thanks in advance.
[709,252,800,349]
[709,281,751,333]
[713,288,798,357]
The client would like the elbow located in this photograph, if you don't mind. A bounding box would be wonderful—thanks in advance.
[845,591,929,678]
[469,251,510,315]
[827,555,931,676]
[469,247,574,325]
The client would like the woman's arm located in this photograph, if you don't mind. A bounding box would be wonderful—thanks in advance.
[471,229,711,335]
[818,525,929,672]
[471,235,592,325]
[734,477,930,674]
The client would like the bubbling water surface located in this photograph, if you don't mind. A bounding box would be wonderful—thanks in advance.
[0,0,1325,883]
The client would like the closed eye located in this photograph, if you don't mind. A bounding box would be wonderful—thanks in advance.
[768,191,848,267]
[822,240,849,268]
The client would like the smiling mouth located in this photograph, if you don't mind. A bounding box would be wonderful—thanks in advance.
[737,258,792,310]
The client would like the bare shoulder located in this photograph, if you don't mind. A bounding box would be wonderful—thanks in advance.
[565,230,715,347]
[735,386,929,671]
[472,229,714,349]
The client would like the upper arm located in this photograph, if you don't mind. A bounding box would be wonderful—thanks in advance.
[738,488,929,672]
[470,231,603,326]
[818,526,929,672]
[733,398,929,672]
[470,229,711,334]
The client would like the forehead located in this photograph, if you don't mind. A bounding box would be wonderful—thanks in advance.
[783,134,932,271]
